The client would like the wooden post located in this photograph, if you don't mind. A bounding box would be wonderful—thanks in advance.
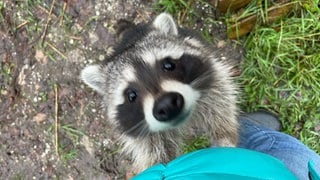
[209,0,252,13]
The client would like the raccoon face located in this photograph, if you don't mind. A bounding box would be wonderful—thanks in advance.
[81,13,216,137]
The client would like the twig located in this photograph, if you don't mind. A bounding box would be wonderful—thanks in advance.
[37,5,50,14]
[46,42,67,60]
[68,36,82,40]
[16,20,28,29]
[54,83,59,159]
[60,1,67,26]
[181,8,188,23]
[41,0,56,46]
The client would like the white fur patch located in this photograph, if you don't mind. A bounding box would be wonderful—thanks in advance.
[143,94,173,132]
[107,79,128,120]
[107,66,137,119]
[140,44,184,67]
[140,51,157,67]
[184,36,204,49]
[123,66,137,82]
[113,67,136,105]
[161,80,200,115]
[113,81,128,106]
[154,44,184,60]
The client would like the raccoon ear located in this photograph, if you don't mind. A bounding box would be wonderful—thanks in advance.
[153,13,178,35]
[116,19,135,38]
[81,65,105,94]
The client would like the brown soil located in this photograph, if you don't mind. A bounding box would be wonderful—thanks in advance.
[0,0,243,179]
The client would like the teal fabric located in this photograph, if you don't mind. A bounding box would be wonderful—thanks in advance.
[132,147,297,180]
[309,161,320,180]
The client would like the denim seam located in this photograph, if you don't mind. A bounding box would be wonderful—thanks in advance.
[244,121,276,152]
[260,129,276,152]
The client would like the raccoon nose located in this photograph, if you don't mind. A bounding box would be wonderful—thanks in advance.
[153,92,184,122]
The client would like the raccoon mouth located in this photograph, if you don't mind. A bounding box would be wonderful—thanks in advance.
[171,110,191,126]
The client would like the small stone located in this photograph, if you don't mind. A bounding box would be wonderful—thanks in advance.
[217,40,226,48]
[33,113,47,124]
[81,135,94,155]
[35,50,45,62]
[1,89,8,95]
[99,55,105,61]
[89,32,99,44]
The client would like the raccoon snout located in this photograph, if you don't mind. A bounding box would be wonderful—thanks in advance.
[153,92,184,122]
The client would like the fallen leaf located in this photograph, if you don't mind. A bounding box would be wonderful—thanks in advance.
[33,113,47,124]
[217,40,226,48]
[81,135,94,156]
[35,50,48,64]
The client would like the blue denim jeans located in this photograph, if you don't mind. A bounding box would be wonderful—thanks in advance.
[238,119,320,180]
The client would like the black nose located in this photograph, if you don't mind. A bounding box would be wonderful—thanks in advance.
[153,92,184,122]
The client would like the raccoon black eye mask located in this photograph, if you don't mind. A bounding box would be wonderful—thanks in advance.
[81,13,239,173]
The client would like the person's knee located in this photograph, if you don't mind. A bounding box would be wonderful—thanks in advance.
[238,121,277,152]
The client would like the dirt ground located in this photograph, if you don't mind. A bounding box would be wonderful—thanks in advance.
[0,0,243,179]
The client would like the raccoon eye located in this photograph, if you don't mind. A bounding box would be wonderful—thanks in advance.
[162,58,176,71]
[126,89,137,102]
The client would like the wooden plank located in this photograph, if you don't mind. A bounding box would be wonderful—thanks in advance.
[209,0,252,13]
[227,2,297,39]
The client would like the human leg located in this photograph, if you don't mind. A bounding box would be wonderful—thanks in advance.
[238,114,320,180]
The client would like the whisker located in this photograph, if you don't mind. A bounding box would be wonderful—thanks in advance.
[114,120,146,143]
[190,70,213,89]
[136,123,150,139]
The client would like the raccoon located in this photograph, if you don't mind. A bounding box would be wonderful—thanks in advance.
[81,13,239,173]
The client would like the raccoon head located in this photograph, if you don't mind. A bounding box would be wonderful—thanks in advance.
[81,13,231,137]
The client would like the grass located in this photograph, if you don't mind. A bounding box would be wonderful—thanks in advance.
[155,0,218,43]
[48,123,85,165]
[155,0,190,15]
[182,136,210,154]
[239,1,320,153]
[155,0,320,153]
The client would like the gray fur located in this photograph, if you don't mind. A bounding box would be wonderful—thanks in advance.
[81,13,239,173]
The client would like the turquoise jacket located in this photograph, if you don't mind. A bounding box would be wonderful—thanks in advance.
[132,147,320,180]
